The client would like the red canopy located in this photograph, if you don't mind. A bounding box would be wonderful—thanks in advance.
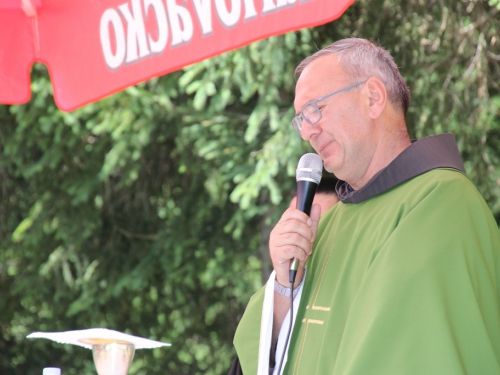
[0,0,355,111]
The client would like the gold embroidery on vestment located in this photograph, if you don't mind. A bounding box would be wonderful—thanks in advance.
[293,244,333,373]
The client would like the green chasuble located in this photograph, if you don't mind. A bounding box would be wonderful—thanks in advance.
[234,135,500,374]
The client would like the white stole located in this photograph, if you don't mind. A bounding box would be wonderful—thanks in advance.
[257,269,306,375]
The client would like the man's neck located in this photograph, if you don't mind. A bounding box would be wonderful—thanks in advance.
[350,128,411,190]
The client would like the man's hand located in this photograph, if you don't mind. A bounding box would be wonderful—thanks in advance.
[269,204,321,286]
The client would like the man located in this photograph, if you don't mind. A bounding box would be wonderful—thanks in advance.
[233,38,500,374]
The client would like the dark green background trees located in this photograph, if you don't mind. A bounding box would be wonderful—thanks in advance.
[1,0,499,374]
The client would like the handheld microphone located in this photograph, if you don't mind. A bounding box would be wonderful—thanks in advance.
[290,153,323,283]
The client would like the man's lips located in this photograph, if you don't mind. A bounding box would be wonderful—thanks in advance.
[318,141,333,154]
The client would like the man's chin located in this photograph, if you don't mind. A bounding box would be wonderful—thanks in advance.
[323,162,338,175]
[323,158,346,181]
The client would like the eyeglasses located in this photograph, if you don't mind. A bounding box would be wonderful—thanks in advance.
[292,80,367,136]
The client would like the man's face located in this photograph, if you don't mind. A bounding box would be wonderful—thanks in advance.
[294,56,376,186]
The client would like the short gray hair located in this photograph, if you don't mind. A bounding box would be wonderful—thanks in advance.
[295,38,411,115]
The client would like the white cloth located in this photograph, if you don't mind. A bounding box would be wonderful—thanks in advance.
[257,270,306,375]
[27,328,171,349]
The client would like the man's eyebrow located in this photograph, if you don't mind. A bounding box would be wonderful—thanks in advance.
[294,99,309,116]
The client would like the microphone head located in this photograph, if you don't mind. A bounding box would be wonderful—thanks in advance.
[296,153,323,184]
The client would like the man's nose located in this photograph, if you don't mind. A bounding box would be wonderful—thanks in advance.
[301,121,321,141]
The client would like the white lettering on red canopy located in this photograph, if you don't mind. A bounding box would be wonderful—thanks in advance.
[99,0,310,70]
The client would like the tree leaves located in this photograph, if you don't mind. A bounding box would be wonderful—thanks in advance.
[1,0,499,374]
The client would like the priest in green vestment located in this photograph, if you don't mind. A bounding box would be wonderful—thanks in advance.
[233,38,500,375]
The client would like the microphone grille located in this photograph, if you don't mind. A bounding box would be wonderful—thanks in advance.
[296,153,323,184]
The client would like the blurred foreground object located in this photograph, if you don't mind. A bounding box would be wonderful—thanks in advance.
[28,328,170,375]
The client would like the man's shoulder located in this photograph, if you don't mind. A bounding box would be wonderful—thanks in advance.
[398,168,478,199]
[417,167,469,183]
[398,169,499,239]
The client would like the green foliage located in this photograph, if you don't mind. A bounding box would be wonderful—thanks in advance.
[1,0,499,374]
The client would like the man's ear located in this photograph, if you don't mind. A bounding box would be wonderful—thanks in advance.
[365,77,387,119]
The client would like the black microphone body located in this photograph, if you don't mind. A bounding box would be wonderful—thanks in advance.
[295,179,318,216]
[289,179,319,282]
[290,153,323,284]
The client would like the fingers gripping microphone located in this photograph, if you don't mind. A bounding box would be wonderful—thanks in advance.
[290,153,323,283]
